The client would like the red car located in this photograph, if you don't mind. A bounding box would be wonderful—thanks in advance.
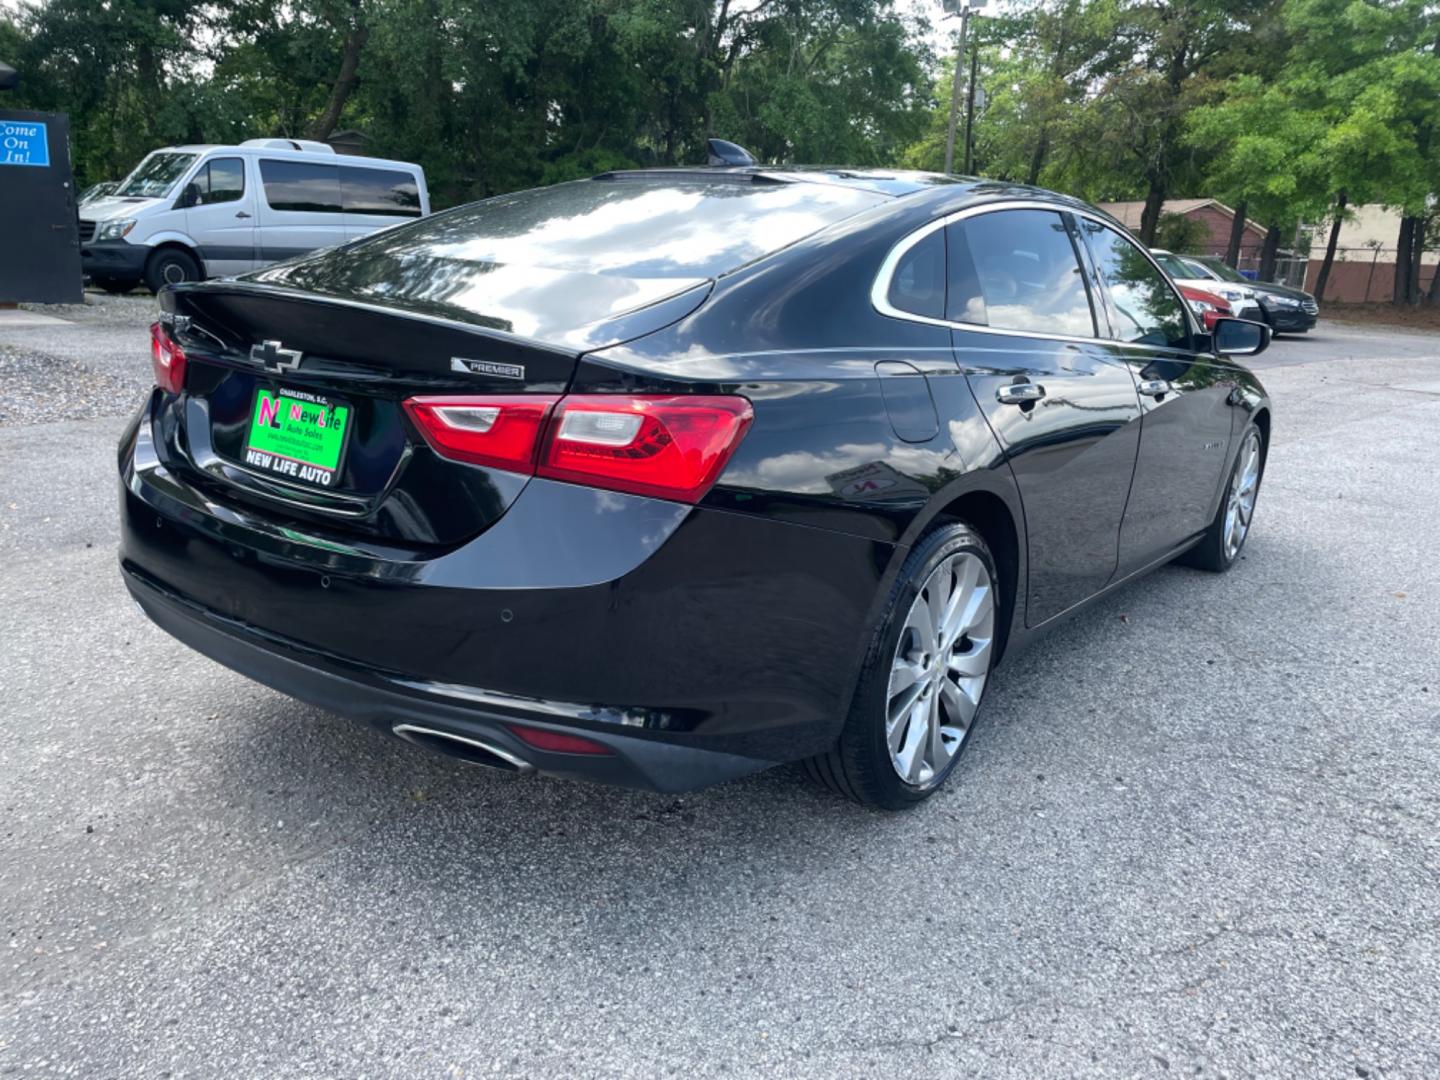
[1179,284,1232,331]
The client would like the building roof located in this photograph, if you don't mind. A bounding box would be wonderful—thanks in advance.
[1094,198,1268,237]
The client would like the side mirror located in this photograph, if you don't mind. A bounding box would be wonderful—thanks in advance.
[177,182,202,209]
[1213,317,1270,358]
[0,62,18,91]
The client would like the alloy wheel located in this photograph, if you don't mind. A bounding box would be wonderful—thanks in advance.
[1224,430,1262,560]
[886,551,995,786]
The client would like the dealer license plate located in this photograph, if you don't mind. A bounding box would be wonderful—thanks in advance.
[242,386,352,489]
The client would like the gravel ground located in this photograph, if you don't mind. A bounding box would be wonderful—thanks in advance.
[1,304,1438,1079]
[1,294,155,425]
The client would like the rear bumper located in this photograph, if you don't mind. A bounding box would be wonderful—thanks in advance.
[123,566,767,792]
[119,395,893,790]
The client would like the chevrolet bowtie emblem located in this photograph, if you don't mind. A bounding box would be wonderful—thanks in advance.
[250,340,303,373]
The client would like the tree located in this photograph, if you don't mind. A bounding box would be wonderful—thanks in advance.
[1281,0,1440,305]
[1153,211,1209,252]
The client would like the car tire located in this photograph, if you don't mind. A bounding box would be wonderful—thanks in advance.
[144,248,202,293]
[92,276,139,294]
[804,522,999,809]
[1176,423,1265,573]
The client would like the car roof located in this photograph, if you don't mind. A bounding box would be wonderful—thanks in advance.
[588,168,1120,228]
[145,144,423,171]
[593,165,966,198]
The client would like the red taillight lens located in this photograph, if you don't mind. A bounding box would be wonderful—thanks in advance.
[537,395,753,503]
[402,395,560,473]
[507,724,613,755]
[401,392,753,504]
[149,322,187,394]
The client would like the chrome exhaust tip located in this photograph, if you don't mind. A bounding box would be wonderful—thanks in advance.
[391,723,536,775]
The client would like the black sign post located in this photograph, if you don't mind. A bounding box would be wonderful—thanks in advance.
[0,108,84,303]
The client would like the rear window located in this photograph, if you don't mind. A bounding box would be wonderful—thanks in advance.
[1152,251,1196,279]
[350,177,887,279]
[342,167,422,218]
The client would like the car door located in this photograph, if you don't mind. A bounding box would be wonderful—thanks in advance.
[1074,217,1239,575]
[181,155,256,276]
[947,207,1144,627]
[255,157,347,264]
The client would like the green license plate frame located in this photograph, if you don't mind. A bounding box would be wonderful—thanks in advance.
[241,385,354,490]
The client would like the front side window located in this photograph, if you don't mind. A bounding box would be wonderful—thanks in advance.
[341,167,422,218]
[887,229,945,319]
[115,151,197,198]
[946,209,1096,337]
[260,160,342,213]
[1079,220,1191,350]
[189,157,245,205]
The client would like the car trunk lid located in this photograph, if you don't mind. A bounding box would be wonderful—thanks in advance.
[158,274,709,547]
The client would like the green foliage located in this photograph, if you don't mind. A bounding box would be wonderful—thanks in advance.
[1153,212,1210,253]
[3,0,1435,247]
[2,0,936,202]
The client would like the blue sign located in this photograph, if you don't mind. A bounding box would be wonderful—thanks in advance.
[1,120,50,167]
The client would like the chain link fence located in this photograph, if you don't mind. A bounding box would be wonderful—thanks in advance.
[1183,246,1436,302]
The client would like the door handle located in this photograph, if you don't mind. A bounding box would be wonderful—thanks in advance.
[234,211,252,219]
[1137,378,1172,398]
[996,382,1046,405]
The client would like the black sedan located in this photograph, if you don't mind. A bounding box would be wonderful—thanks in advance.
[1185,254,1319,333]
[119,163,1272,808]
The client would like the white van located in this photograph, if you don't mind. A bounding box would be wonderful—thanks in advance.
[79,139,430,293]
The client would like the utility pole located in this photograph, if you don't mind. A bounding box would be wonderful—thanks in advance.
[942,0,984,175]
[962,50,979,175]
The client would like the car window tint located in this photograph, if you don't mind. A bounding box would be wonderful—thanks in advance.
[199,158,245,205]
[1080,221,1191,350]
[952,209,1095,337]
[887,229,945,319]
[341,167,422,218]
[260,160,342,213]
[944,220,986,324]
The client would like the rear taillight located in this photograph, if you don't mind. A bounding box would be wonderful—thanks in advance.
[149,322,187,394]
[537,396,754,503]
[402,393,752,505]
[402,395,560,472]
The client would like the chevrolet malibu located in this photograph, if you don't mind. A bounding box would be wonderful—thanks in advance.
[120,163,1272,808]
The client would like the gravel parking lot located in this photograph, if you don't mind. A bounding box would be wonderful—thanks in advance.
[2,295,1438,1078]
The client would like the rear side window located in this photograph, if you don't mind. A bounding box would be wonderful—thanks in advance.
[1079,220,1191,350]
[190,157,245,205]
[947,209,1096,337]
[260,160,342,213]
[341,167,422,218]
[887,229,945,319]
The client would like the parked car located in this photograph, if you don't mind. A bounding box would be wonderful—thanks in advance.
[80,139,429,294]
[1182,254,1319,333]
[1150,249,1264,321]
[120,162,1272,809]
[1178,284,1233,330]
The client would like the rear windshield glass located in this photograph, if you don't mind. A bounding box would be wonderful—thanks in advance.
[1191,256,1248,283]
[348,177,887,279]
[1151,251,1195,279]
[116,151,197,198]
